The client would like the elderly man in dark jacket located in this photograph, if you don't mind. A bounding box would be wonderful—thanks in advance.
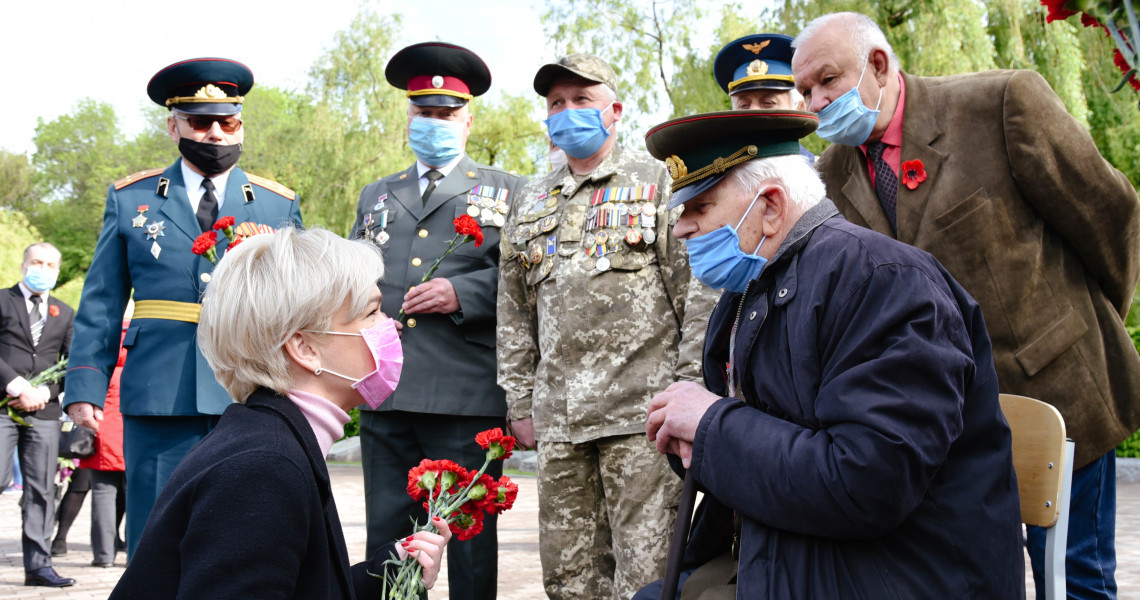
[639,109,1024,599]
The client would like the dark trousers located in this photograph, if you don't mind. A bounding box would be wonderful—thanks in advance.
[0,414,61,571]
[122,414,218,558]
[360,410,503,600]
[1027,449,1117,600]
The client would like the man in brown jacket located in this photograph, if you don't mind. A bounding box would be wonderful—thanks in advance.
[792,12,1140,599]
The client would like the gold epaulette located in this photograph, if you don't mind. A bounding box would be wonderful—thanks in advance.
[114,168,165,191]
[245,173,297,201]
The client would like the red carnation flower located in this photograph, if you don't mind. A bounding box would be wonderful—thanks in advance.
[49,305,60,317]
[492,476,519,515]
[212,216,235,231]
[475,427,516,460]
[191,231,220,264]
[1040,0,1077,22]
[453,215,484,248]
[1114,49,1140,91]
[228,236,244,249]
[900,159,928,190]
[449,503,486,541]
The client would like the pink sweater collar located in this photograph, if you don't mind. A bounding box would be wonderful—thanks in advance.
[286,389,351,457]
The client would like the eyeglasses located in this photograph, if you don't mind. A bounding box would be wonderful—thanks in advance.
[175,114,243,134]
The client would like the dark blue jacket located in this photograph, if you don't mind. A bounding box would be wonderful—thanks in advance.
[683,200,1024,598]
[109,388,395,599]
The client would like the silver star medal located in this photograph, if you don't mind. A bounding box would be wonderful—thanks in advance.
[146,220,166,259]
[132,214,148,228]
[146,220,166,240]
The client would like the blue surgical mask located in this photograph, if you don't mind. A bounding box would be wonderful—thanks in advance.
[24,266,58,294]
[815,62,882,146]
[408,116,465,166]
[685,191,768,293]
[544,103,615,159]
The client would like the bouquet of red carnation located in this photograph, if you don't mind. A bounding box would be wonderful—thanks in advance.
[1043,0,1140,99]
[192,216,246,264]
[373,427,518,598]
[395,215,484,322]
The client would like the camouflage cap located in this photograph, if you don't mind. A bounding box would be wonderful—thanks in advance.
[533,53,619,97]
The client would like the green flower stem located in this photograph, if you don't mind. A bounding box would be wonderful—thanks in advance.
[395,234,476,323]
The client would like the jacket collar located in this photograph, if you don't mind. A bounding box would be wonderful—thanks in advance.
[243,388,332,500]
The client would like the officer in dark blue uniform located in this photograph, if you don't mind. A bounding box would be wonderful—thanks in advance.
[64,58,303,557]
[349,42,525,600]
[714,34,816,164]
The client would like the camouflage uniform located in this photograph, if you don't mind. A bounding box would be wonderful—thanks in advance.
[497,143,719,600]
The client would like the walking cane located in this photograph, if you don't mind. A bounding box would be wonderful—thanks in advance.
[660,470,699,600]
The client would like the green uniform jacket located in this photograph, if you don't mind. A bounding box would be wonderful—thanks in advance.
[351,155,526,417]
[817,70,1140,468]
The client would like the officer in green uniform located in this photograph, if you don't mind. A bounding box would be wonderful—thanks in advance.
[349,42,525,600]
[64,58,303,557]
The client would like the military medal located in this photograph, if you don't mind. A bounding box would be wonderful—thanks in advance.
[146,220,166,240]
[596,255,611,271]
[625,228,642,246]
[467,205,481,217]
[528,242,544,265]
[132,205,149,228]
[541,215,557,233]
[643,228,657,245]
[373,194,388,211]
[150,241,162,259]
[377,231,390,244]
[493,213,505,227]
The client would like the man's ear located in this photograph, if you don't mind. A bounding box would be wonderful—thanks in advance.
[759,185,790,239]
[166,115,179,143]
[284,331,322,374]
[870,47,892,87]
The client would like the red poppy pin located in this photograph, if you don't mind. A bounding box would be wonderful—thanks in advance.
[49,305,60,318]
[901,159,927,190]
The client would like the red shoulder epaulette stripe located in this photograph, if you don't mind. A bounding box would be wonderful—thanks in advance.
[245,173,297,201]
[113,168,165,191]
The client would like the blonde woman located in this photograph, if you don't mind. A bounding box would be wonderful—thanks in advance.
[110,228,448,599]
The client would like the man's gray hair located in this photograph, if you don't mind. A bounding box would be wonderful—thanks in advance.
[793,12,901,72]
[197,227,385,403]
[23,242,61,263]
[726,155,826,210]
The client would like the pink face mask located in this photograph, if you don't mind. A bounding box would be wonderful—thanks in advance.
[309,319,403,409]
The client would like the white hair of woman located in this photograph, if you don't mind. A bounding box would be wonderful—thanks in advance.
[198,227,385,403]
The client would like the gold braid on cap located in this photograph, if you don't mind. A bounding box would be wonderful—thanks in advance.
[669,145,760,191]
[166,84,244,106]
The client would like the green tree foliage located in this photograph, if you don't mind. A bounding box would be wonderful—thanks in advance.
[0,151,39,214]
[541,0,704,137]
[25,101,174,285]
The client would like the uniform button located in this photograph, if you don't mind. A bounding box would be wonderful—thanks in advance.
[418,229,429,238]
[778,288,788,298]
[411,257,422,266]
[200,273,212,283]
[749,311,757,320]
[407,318,417,328]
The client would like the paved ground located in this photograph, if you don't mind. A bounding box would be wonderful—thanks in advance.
[0,464,1135,599]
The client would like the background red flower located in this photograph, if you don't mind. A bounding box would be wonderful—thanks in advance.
[49,305,60,317]
[212,216,235,231]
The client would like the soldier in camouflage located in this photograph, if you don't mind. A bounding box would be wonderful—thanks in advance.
[496,54,719,600]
